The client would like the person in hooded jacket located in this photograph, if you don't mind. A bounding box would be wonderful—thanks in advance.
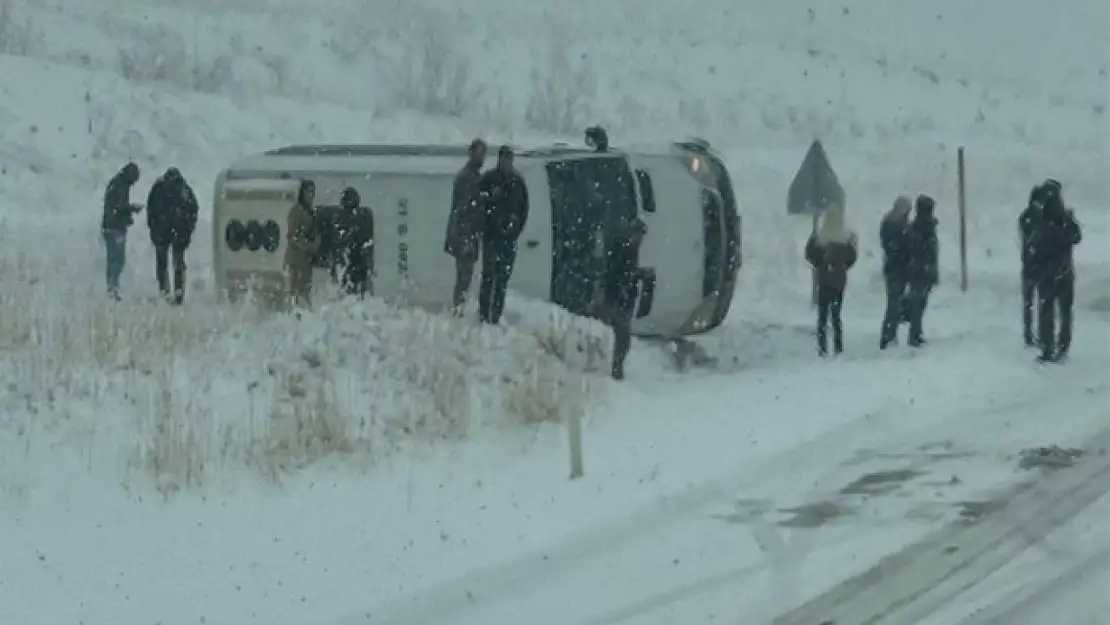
[1028,180,1081,363]
[445,139,487,314]
[101,162,143,300]
[879,195,912,349]
[904,194,940,347]
[805,205,858,356]
[477,145,529,324]
[602,217,646,380]
[1018,183,1044,347]
[146,167,199,305]
[336,187,374,298]
[284,180,321,309]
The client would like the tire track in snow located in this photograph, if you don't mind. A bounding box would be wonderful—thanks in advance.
[966,539,1110,625]
[337,374,1110,625]
[570,380,1110,625]
[770,424,1110,625]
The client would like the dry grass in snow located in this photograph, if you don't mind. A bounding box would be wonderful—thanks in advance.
[0,253,613,494]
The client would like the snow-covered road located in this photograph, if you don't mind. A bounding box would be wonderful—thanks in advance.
[919,470,1110,625]
[346,325,1110,625]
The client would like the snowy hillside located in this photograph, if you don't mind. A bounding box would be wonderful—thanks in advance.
[1,0,1109,623]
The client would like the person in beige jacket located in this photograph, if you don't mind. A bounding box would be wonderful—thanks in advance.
[284,179,320,308]
[804,205,858,356]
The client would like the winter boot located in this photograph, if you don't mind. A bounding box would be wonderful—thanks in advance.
[611,362,625,380]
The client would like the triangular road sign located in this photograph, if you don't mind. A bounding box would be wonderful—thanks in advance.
[787,139,845,215]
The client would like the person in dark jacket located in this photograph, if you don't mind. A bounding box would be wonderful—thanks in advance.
[335,187,374,298]
[603,217,646,380]
[1018,184,1044,346]
[804,205,859,356]
[879,195,912,349]
[101,162,143,300]
[1029,181,1081,362]
[585,126,609,152]
[146,167,199,304]
[284,180,320,309]
[445,138,487,314]
[904,194,940,347]
[477,145,529,324]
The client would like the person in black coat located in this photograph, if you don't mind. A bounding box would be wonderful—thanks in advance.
[146,167,198,304]
[101,162,142,299]
[336,187,374,298]
[603,217,646,380]
[879,195,913,349]
[904,194,939,347]
[1028,180,1081,362]
[1018,184,1044,347]
[445,139,487,314]
[477,145,529,324]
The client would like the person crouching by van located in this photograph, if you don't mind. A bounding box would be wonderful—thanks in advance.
[604,217,647,380]
[879,195,912,349]
[284,179,320,309]
[478,145,529,324]
[101,162,143,300]
[337,187,374,298]
[445,138,487,315]
[146,167,199,305]
[904,194,940,347]
[804,205,858,356]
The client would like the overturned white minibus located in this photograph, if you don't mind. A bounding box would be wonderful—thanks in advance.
[211,139,740,337]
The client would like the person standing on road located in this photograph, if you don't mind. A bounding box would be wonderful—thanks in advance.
[904,194,940,347]
[1018,183,1044,347]
[1029,179,1082,363]
[445,138,487,315]
[101,162,143,300]
[284,179,320,309]
[804,204,858,356]
[146,167,199,305]
[879,195,912,349]
[477,145,529,324]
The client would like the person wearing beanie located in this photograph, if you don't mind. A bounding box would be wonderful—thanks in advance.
[1028,180,1082,362]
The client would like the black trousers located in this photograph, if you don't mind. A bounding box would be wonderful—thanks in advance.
[478,242,517,324]
[605,300,635,378]
[880,271,907,347]
[905,282,932,346]
[1021,271,1037,344]
[452,254,477,311]
[816,284,844,354]
[155,243,187,304]
[341,259,372,298]
[1038,275,1074,359]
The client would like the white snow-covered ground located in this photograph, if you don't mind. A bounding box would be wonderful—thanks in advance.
[1,0,1108,623]
[917,479,1110,625]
